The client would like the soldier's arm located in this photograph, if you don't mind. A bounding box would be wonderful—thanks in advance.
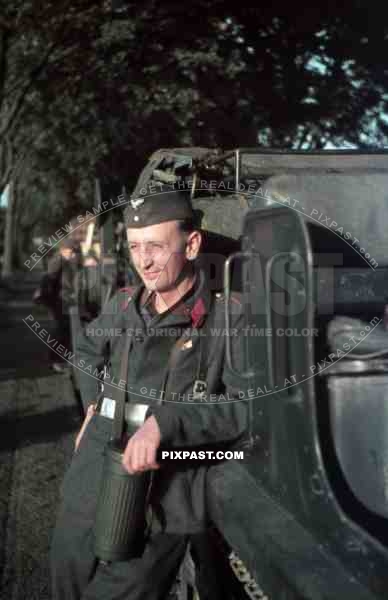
[46,253,62,275]
[151,311,250,449]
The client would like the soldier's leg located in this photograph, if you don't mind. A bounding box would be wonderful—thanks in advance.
[50,415,109,600]
[50,507,98,599]
[82,532,188,600]
[54,306,71,357]
[191,530,231,599]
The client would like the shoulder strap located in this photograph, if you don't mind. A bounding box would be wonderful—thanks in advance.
[111,289,136,442]
[111,332,132,443]
[112,296,213,440]
[160,306,213,404]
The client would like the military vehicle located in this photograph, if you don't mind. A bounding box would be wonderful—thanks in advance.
[73,148,388,599]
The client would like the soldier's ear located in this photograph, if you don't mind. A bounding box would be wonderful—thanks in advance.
[185,230,202,261]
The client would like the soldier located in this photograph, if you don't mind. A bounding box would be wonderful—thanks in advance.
[33,236,82,372]
[50,184,249,600]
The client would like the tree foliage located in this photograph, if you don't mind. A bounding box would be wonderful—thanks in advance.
[0,0,387,261]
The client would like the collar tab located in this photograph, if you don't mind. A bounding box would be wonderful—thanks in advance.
[119,286,135,310]
[190,297,206,329]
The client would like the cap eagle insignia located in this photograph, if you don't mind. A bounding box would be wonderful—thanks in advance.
[130,197,145,210]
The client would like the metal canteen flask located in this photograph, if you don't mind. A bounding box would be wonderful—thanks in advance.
[94,404,151,563]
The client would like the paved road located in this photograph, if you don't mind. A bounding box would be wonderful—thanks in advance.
[0,273,82,600]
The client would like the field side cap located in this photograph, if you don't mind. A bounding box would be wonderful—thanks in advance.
[124,183,195,228]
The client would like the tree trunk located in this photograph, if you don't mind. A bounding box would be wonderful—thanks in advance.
[2,180,14,277]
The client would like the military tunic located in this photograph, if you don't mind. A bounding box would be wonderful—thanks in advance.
[50,272,249,599]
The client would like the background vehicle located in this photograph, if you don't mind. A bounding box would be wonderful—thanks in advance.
[74,148,388,599]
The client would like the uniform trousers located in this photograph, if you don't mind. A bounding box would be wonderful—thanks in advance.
[50,413,187,600]
[48,304,71,364]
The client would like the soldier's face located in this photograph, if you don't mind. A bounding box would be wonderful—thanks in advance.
[126,220,201,293]
[60,247,74,261]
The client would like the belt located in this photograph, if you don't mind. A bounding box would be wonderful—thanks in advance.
[95,398,149,429]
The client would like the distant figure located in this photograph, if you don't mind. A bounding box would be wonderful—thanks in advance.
[33,237,82,372]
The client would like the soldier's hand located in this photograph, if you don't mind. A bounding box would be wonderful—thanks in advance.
[122,416,161,474]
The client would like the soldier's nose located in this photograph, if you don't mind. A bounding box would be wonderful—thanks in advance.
[139,254,153,270]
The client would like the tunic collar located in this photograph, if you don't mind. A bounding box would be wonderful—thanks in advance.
[127,269,212,330]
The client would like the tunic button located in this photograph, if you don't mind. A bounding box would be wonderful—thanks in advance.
[134,333,144,342]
